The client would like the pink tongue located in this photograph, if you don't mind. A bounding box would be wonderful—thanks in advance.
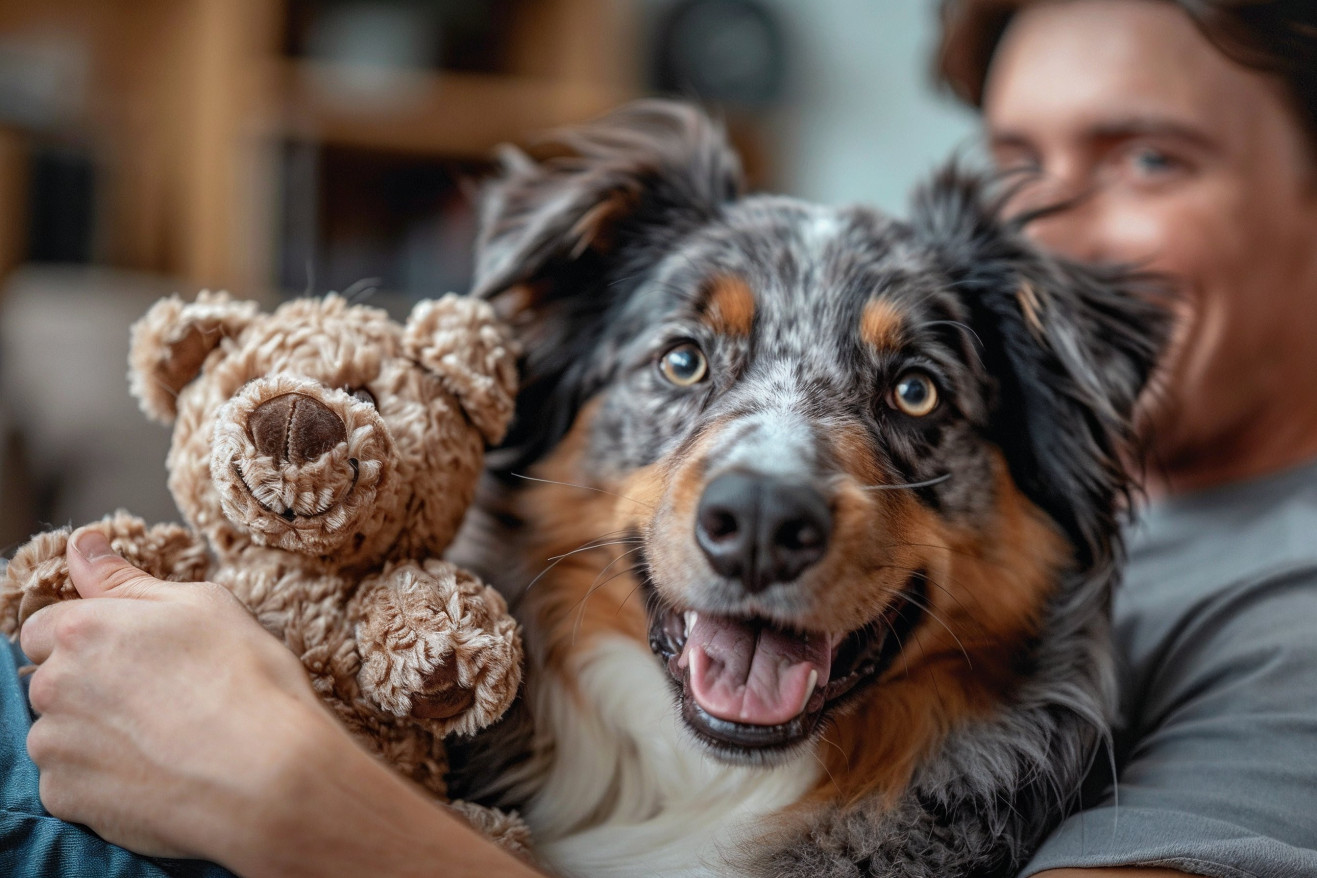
[681,614,832,726]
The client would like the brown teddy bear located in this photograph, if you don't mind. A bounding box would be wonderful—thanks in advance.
[1,290,528,846]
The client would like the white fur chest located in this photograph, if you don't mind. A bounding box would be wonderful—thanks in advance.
[516,636,820,878]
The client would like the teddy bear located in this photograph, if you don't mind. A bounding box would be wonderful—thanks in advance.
[1,290,528,847]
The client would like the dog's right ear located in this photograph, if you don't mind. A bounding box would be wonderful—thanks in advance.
[129,291,259,423]
[471,100,742,472]
[471,99,743,303]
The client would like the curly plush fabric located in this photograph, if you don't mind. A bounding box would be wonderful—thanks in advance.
[1,292,526,843]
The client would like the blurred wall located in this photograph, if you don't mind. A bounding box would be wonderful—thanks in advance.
[766,0,977,212]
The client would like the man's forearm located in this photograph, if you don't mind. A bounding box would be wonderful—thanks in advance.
[1033,869,1192,877]
[228,703,545,878]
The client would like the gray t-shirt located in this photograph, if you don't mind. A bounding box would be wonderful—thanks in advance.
[1022,460,1317,878]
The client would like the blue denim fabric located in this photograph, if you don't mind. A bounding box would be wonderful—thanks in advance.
[1,638,235,877]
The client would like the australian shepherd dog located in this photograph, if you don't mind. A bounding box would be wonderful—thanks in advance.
[450,101,1166,877]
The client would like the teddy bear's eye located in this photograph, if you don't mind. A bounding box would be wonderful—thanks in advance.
[347,387,377,408]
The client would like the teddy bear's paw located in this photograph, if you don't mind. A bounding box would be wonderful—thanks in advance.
[448,800,533,858]
[1,513,210,637]
[2,528,75,636]
[355,559,523,736]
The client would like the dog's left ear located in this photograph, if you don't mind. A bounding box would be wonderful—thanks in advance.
[910,166,1171,569]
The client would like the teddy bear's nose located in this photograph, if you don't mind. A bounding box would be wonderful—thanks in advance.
[249,392,347,465]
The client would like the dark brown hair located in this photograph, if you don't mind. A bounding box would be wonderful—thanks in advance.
[935,0,1317,143]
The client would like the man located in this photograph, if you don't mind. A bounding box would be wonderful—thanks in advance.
[936,0,1317,875]
[7,2,1317,876]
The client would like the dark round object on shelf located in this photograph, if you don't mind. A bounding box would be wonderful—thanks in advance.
[651,0,788,107]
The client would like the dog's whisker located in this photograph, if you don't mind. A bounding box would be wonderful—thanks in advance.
[873,558,992,640]
[570,547,646,646]
[616,574,649,615]
[869,578,973,671]
[510,473,656,509]
[546,537,642,563]
[520,530,636,596]
[865,545,1023,636]
[809,742,844,796]
[922,319,985,352]
[857,473,952,491]
[912,624,957,720]
[815,727,850,773]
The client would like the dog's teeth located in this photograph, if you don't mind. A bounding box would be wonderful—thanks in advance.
[797,668,819,717]
[684,611,698,634]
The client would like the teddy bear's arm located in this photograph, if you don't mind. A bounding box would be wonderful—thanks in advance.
[0,511,211,636]
[447,800,532,857]
[351,559,523,737]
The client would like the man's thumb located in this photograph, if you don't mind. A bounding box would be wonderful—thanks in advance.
[67,530,166,599]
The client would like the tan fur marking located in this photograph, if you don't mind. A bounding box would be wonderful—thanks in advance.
[829,423,887,489]
[638,417,746,614]
[1017,281,1046,338]
[518,400,651,677]
[809,453,1068,805]
[568,186,640,257]
[704,275,756,337]
[859,298,906,351]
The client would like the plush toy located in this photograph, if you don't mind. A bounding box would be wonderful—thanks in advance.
[1,291,528,846]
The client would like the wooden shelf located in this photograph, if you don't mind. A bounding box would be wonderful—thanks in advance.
[270,60,632,157]
[0,0,639,295]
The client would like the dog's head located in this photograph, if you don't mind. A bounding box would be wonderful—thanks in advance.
[476,101,1166,768]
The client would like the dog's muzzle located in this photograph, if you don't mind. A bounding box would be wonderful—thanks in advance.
[210,376,394,556]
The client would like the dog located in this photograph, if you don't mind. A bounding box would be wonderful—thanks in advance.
[449,100,1167,878]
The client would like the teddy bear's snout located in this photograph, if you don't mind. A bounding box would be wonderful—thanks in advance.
[250,393,347,466]
[210,376,396,557]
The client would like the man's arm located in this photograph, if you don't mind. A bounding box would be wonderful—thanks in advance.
[1035,871,1190,877]
[20,529,543,877]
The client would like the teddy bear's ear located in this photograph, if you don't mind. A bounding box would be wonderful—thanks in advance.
[129,291,260,423]
[404,294,518,445]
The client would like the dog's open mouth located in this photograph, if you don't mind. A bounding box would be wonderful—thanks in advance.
[647,572,926,760]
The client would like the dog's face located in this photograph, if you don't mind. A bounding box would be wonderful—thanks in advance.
[476,102,1165,770]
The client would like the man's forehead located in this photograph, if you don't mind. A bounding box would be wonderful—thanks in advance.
[982,0,1250,141]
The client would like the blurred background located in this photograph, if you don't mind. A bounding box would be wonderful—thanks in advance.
[0,0,974,551]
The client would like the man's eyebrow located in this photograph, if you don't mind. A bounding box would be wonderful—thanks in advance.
[986,131,1036,153]
[988,117,1220,153]
[1085,117,1218,149]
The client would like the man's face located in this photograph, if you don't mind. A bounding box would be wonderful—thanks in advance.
[983,0,1317,489]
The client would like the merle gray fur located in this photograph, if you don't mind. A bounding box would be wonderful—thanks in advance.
[466,100,1169,877]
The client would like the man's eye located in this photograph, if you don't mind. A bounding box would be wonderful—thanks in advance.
[658,342,709,387]
[1123,144,1184,178]
[1133,147,1171,171]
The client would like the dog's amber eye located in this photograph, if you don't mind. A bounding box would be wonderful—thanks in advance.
[347,387,377,408]
[889,372,938,417]
[658,342,708,387]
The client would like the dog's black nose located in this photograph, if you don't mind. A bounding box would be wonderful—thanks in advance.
[695,471,832,593]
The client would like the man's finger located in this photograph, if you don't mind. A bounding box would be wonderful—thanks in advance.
[66,530,166,600]
[19,603,61,664]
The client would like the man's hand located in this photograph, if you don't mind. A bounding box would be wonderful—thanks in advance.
[18,527,545,877]
[20,527,323,858]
